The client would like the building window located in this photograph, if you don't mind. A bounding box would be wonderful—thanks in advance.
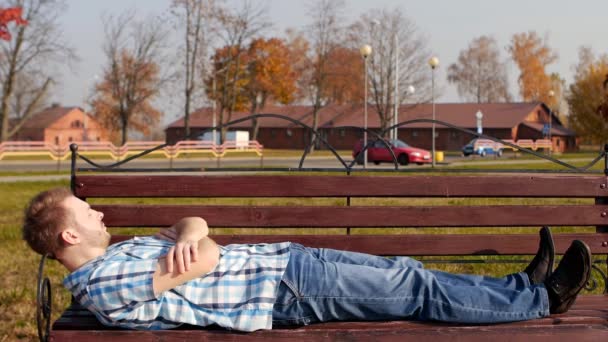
[286,129,293,137]
[450,130,459,138]
[339,129,345,137]
[68,137,73,142]
[270,129,276,137]
[412,131,418,137]
[96,137,101,142]
[71,120,82,128]
[54,136,59,145]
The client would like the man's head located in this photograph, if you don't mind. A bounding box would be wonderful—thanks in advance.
[23,187,110,262]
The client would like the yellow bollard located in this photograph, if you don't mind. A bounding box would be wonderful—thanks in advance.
[434,151,444,163]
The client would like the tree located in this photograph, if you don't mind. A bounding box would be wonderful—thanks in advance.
[508,31,558,106]
[302,0,346,151]
[172,0,218,139]
[567,47,608,143]
[0,6,26,40]
[0,0,76,142]
[244,37,299,139]
[212,0,270,142]
[90,12,169,145]
[447,35,511,103]
[347,7,432,134]
[206,44,250,126]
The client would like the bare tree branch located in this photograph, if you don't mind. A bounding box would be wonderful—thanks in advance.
[0,0,78,142]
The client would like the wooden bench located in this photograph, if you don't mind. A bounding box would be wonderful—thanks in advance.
[39,171,608,341]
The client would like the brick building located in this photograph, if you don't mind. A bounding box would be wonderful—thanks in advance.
[11,105,108,145]
[166,102,577,152]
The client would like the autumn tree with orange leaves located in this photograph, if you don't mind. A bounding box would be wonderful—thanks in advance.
[508,31,558,107]
[207,0,270,143]
[244,37,299,139]
[206,44,250,130]
[91,12,169,145]
[567,47,608,143]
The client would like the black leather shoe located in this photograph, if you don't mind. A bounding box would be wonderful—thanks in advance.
[524,226,555,285]
[545,240,592,314]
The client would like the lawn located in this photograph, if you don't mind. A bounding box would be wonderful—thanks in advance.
[0,174,606,341]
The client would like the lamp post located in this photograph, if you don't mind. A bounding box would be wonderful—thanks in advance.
[392,32,399,141]
[476,110,483,135]
[428,56,439,167]
[212,76,218,145]
[394,85,415,140]
[360,44,372,168]
[548,90,555,155]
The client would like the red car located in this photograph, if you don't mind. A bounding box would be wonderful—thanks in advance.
[353,139,432,165]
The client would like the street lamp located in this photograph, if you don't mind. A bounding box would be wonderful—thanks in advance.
[476,110,483,135]
[392,32,399,141]
[360,44,372,168]
[548,90,555,155]
[428,56,439,167]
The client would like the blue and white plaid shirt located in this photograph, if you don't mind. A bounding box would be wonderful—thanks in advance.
[63,237,291,331]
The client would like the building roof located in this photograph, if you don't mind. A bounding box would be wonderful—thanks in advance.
[18,105,83,129]
[521,122,576,137]
[167,102,559,131]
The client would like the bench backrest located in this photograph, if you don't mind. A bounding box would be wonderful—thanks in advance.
[72,174,608,258]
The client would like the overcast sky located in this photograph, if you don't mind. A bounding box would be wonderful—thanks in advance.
[54,0,607,124]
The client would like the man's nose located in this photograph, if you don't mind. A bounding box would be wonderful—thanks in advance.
[99,211,104,220]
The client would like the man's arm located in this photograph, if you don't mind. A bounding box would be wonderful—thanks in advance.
[152,217,220,296]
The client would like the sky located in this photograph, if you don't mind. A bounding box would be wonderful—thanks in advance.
[54,0,608,125]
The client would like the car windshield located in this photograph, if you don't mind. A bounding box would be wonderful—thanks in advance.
[392,140,410,148]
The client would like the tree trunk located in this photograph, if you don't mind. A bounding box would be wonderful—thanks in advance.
[121,114,128,146]
[184,88,191,139]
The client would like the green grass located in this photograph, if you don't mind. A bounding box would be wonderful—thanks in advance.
[0,175,606,340]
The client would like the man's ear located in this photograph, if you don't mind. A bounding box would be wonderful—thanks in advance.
[60,229,80,246]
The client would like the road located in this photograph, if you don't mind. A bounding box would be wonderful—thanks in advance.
[0,155,596,183]
[0,155,455,172]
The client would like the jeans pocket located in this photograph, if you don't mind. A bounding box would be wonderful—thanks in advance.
[274,279,299,306]
[272,279,318,326]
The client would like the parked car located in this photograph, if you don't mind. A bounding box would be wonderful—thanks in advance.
[461,138,503,157]
[353,139,432,165]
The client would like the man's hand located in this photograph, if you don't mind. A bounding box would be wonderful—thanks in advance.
[153,217,219,296]
[167,237,199,274]
[155,217,210,274]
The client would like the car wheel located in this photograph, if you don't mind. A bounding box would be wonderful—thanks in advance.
[416,162,423,165]
[480,149,486,157]
[373,160,380,165]
[497,149,503,157]
[398,154,409,166]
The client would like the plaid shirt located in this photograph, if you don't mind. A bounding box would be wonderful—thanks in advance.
[63,237,291,331]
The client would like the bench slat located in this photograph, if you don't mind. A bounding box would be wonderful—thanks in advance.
[51,297,608,341]
[95,205,608,227]
[110,233,608,255]
[74,175,608,198]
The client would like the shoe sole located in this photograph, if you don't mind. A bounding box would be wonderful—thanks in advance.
[552,240,592,313]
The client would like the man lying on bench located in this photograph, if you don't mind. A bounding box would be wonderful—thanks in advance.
[22,188,591,331]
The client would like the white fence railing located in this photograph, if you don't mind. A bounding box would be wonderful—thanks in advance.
[0,140,264,161]
[473,139,552,152]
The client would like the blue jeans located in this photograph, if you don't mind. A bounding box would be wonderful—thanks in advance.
[272,243,550,326]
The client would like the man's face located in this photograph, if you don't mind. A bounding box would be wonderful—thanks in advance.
[62,196,111,249]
